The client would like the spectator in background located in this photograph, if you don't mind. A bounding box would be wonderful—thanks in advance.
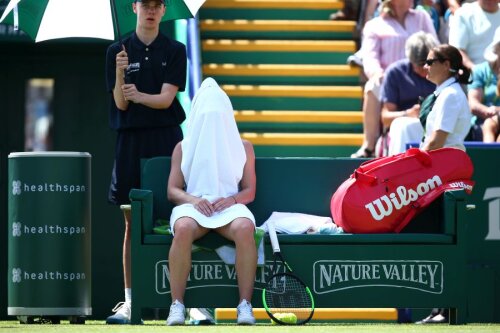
[448,0,500,70]
[350,0,437,158]
[329,0,360,20]
[330,0,379,32]
[436,0,463,42]
[483,109,500,142]
[379,32,438,156]
[474,29,500,142]
[443,0,463,16]
[416,0,441,33]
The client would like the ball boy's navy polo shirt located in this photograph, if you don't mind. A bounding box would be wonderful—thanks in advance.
[106,32,187,130]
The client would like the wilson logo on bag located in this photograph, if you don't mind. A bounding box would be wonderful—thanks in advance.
[365,174,444,221]
[331,148,474,233]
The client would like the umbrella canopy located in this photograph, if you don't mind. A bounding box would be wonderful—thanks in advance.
[0,0,205,42]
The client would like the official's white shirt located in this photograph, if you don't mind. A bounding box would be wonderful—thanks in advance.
[422,77,471,151]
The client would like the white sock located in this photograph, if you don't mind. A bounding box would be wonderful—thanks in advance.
[125,288,132,305]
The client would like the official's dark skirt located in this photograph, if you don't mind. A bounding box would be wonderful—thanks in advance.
[108,126,182,205]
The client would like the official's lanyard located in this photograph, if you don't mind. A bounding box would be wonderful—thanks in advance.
[421,79,458,140]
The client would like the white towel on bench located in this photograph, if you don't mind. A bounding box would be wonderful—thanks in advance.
[261,212,343,234]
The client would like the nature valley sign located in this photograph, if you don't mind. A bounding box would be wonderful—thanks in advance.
[155,260,282,294]
[313,260,443,294]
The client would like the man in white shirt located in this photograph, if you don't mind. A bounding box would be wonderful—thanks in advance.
[448,0,500,69]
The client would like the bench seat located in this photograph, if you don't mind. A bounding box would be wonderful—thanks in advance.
[143,233,454,245]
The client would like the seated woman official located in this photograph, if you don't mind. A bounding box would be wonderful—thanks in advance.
[165,78,257,326]
[415,44,471,324]
[421,44,471,151]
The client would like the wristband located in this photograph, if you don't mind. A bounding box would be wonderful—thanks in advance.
[232,196,237,204]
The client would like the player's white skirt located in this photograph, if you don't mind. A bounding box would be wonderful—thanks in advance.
[170,199,255,235]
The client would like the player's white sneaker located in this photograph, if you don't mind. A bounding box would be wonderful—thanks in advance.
[166,300,186,326]
[106,302,131,324]
[237,299,256,325]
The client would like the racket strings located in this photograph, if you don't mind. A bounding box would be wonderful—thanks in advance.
[264,274,313,320]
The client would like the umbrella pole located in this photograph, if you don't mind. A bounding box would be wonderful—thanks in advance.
[110,0,123,46]
[111,0,131,83]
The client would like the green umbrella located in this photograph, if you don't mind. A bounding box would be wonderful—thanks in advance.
[0,0,205,43]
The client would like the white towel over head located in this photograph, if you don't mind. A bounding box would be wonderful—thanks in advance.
[181,77,246,200]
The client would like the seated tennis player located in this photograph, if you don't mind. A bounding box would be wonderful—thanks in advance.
[165,78,257,326]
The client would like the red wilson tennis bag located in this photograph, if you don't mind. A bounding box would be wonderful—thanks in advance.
[331,148,474,233]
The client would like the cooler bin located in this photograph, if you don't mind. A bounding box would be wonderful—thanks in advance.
[7,152,91,322]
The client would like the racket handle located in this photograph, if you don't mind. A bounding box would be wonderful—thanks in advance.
[268,221,281,253]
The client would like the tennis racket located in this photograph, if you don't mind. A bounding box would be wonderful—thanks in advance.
[262,221,315,325]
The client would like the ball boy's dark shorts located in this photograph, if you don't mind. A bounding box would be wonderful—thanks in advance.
[108,126,182,205]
